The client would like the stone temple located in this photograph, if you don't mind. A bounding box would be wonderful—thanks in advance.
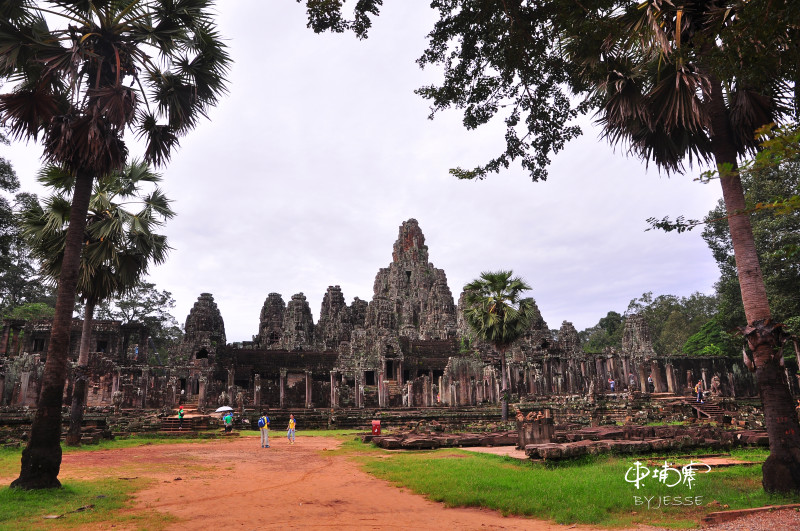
[0,219,790,417]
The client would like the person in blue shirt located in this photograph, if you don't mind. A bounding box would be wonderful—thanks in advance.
[259,412,270,448]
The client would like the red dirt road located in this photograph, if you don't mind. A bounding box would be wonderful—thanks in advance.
[51,435,577,530]
[6,435,799,530]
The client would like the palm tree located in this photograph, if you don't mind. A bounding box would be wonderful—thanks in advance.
[0,1,229,489]
[462,271,538,421]
[23,161,174,446]
[561,1,800,492]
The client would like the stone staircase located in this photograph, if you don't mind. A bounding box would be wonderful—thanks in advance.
[386,381,403,406]
[686,398,724,421]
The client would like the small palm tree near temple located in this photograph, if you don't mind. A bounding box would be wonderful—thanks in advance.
[23,161,174,447]
[462,271,538,421]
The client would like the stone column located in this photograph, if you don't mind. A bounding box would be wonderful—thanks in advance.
[686,370,694,394]
[358,371,365,409]
[279,369,287,409]
[330,371,338,409]
[377,368,385,408]
[633,363,644,392]
[0,324,10,356]
[305,370,312,409]
[169,377,178,407]
[254,374,261,409]
[701,367,708,391]
[649,360,662,393]
[140,370,148,408]
[397,360,404,386]
[665,363,675,393]
[227,368,235,407]
[198,375,207,412]
[406,381,413,407]
[728,372,736,398]
[10,328,21,357]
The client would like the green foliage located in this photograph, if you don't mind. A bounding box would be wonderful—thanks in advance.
[22,162,175,308]
[95,281,183,359]
[626,292,718,356]
[300,1,800,180]
[683,318,736,357]
[580,311,624,354]
[4,302,54,321]
[462,271,538,352]
[0,151,54,316]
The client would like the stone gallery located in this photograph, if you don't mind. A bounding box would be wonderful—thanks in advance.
[0,219,787,415]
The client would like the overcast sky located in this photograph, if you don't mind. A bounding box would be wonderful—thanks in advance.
[2,2,724,343]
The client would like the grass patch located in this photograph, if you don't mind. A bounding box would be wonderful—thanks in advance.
[0,477,175,531]
[352,446,800,528]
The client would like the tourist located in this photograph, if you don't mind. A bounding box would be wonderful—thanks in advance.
[178,406,185,429]
[695,381,704,403]
[647,374,654,393]
[628,373,635,390]
[608,378,615,392]
[223,412,233,434]
[259,412,270,448]
[287,414,296,444]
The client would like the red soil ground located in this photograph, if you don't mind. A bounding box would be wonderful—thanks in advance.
[4,435,799,530]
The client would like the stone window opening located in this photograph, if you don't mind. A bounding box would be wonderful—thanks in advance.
[405,270,411,284]
[365,371,375,385]
[195,348,208,359]
[385,360,395,380]
[96,340,108,353]
[32,338,45,352]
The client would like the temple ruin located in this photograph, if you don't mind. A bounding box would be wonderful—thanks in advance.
[1,219,795,426]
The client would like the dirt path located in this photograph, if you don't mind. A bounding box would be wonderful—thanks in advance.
[5,435,798,530]
[49,435,579,530]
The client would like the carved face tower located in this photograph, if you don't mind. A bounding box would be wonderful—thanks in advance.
[181,293,226,363]
[367,219,457,340]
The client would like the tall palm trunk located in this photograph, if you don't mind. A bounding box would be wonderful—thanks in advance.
[65,299,96,447]
[11,171,93,489]
[708,79,800,492]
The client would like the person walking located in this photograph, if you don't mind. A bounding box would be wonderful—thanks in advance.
[287,414,296,444]
[223,412,233,434]
[695,381,704,403]
[258,412,270,448]
[178,406,185,429]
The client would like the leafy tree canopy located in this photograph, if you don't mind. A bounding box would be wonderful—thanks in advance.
[626,291,718,355]
[95,281,182,359]
[300,0,800,180]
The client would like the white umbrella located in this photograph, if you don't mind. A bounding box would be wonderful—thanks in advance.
[215,406,233,412]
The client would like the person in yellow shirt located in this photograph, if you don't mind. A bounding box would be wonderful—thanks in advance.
[287,414,296,444]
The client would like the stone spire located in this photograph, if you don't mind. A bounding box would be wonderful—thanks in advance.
[315,285,353,350]
[258,293,285,349]
[280,293,315,350]
[178,293,226,362]
[366,219,457,339]
[621,314,657,358]
[557,321,582,357]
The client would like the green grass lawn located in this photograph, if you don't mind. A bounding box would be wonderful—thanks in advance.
[1,432,798,529]
[346,441,800,528]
